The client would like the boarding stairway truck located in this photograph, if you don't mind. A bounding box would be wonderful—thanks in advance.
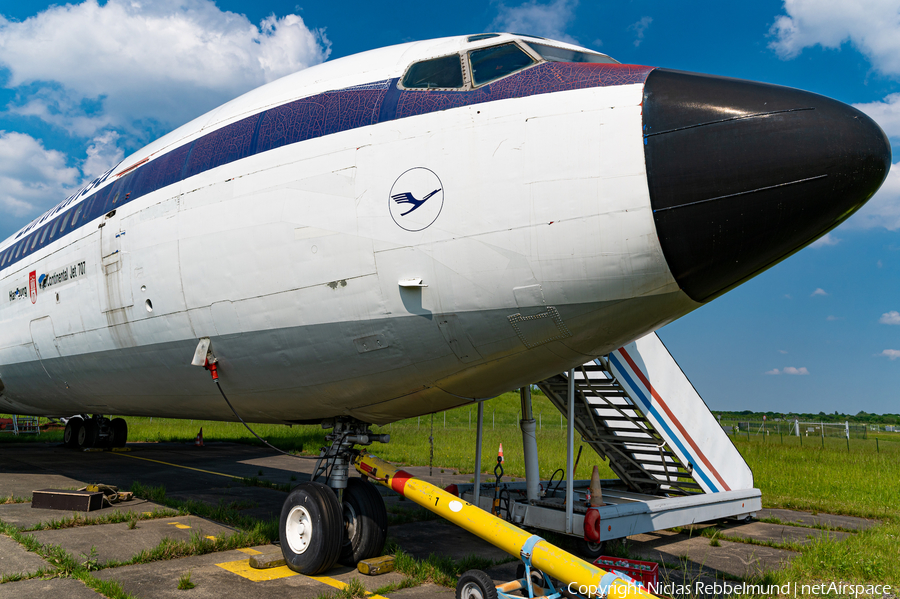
[453,332,761,557]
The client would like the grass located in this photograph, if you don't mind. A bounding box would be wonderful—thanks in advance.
[4,394,900,593]
[129,481,278,541]
[3,493,29,504]
[22,507,179,531]
[0,519,136,597]
[382,540,513,589]
[177,571,195,590]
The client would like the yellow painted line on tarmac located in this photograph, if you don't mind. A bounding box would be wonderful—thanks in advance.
[310,575,390,599]
[206,536,217,541]
[238,548,262,555]
[110,451,243,479]
[216,559,299,582]
[175,524,191,529]
[215,560,390,597]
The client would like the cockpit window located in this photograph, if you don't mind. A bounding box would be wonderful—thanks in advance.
[526,42,618,64]
[469,43,535,86]
[401,54,465,89]
[467,33,499,42]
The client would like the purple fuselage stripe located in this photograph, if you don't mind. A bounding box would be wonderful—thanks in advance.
[2,63,653,271]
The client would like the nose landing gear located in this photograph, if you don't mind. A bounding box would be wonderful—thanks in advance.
[279,418,389,575]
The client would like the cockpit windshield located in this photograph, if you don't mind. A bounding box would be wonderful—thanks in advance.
[469,43,535,86]
[402,54,465,89]
[526,42,618,64]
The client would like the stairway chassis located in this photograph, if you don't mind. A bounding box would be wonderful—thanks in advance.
[466,381,761,546]
[455,480,761,545]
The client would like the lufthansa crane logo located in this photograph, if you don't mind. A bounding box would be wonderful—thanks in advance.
[389,167,444,231]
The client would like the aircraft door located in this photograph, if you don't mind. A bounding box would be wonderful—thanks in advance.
[98,210,134,313]
[30,317,62,361]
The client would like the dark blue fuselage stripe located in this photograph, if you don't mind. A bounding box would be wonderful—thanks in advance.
[0,63,653,273]
[606,353,720,492]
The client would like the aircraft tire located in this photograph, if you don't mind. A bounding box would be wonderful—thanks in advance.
[338,477,387,566]
[280,482,342,575]
[109,418,128,447]
[456,569,498,599]
[63,418,83,448]
[77,420,100,449]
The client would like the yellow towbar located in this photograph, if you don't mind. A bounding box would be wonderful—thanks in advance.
[354,453,656,599]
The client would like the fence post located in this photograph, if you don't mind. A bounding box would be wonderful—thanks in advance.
[846,436,850,452]
[876,438,880,453]
[821,434,824,449]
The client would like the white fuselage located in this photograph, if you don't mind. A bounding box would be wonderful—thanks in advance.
[0,35,699,424]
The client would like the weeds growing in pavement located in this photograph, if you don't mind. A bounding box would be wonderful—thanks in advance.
[177,571,196,590]
[129,481,278,541]
[0,521,135,598]
[24,507,179,532]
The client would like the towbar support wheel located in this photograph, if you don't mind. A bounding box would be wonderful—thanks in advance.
[456,569,498,599]
[280,482,342,575]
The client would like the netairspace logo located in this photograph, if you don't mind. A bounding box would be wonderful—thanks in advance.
[567,581,893,597]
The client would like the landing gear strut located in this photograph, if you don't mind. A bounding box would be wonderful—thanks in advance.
[280,418,389,575]
[64,415,128,449]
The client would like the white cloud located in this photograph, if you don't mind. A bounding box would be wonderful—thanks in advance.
[848,161,900,230]
[826,315,842,321]
[0,131,79,217]
[854,93,900,139]
[83,131,124,180]
[811,232,841,247]
[629,16,653,47]
[880,310,900,324]
[880,349,900,359]
[0,0,330,139]
[779,349,789,354]
[769,0,900,78]
[811,288,829,296]
[490,0,578,44]
[766,366,810,375]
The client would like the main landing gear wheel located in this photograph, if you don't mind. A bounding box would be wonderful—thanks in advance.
[109,418,128,447]
[338,477,387,566]
[280,482,343,575]
[456,569,498,599]
[63,418,83,448]
[77,419,100,449]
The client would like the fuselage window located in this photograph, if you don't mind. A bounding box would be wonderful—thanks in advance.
[30,233,38,250]
[526,42,618,64]
[50,215,61,239]
[0,250,7,267]
[72,205,83,227]
[39,223,50,245]
[402,54,465,89]
[469,43,535,87]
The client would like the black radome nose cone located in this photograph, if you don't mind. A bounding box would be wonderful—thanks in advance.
[643,69,892,303]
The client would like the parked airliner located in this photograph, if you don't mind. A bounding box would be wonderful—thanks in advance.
[0,33,890,574]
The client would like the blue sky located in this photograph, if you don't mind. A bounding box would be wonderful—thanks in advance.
[1,0,899,415]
